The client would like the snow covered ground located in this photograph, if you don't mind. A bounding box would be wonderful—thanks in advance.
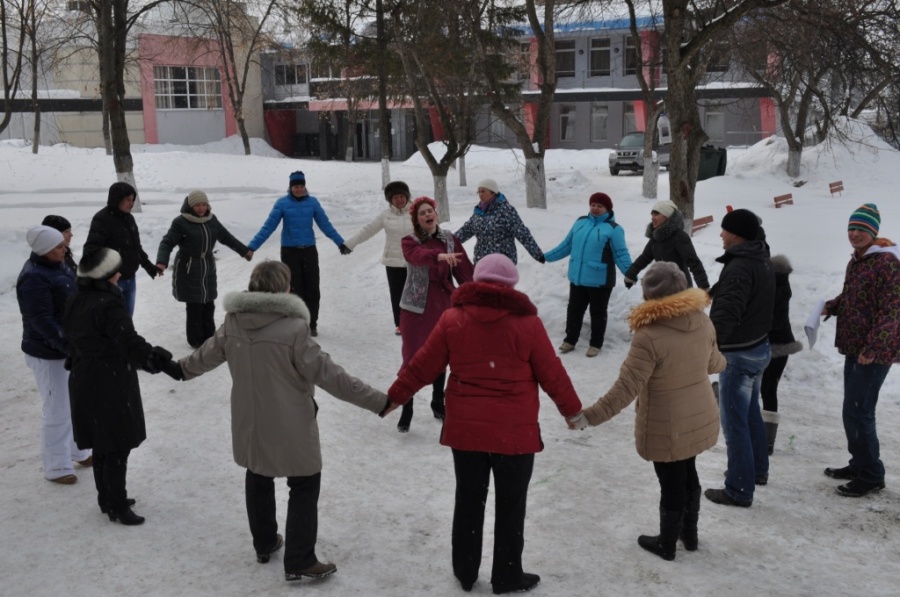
[1,127,898,596]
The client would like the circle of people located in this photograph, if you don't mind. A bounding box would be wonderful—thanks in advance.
[17,169,897,591]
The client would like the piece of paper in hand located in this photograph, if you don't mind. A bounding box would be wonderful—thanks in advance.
[805,299,826,349]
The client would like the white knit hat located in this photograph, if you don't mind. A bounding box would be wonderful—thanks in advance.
[26,225,64,256]
[651,200,677,218]
[187,190,209,207]
[477,179,499,195]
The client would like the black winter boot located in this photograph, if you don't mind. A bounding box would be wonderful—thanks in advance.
[762,410,780,455]
[638,508,683,561]
[397,402,413,432]
[431,387,445,420]
[680,488,702,551]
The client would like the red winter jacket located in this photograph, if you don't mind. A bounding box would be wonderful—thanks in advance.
[388,281,582,454]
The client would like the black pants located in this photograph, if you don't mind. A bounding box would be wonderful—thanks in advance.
[451,450,534,589]
[245,469,321,572]
[652,457,700,513]
[564,284,613,348]
[385,266,408,328]
[185,302,216,348]
[92,450,131,513]
[281,246,320,329]
[761,355,788,412]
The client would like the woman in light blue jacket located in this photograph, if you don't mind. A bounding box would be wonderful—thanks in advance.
[544,192,632,357]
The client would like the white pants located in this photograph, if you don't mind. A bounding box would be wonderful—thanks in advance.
[25,355,91,479]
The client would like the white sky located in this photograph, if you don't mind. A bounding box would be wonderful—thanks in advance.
[1,123,899,595]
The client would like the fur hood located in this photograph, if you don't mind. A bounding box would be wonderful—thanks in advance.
[770,254,793,275]
[452,281,537,317]
[223,291,310,321]
[644,210,686,241]
[627,288,710,331]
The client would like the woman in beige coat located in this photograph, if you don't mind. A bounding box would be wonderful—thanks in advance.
[571,261,725,561]
[166,261,389,582]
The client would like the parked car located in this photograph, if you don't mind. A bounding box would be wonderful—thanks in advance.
[608,131,670,176]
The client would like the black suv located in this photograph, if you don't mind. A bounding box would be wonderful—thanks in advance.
[608,132,670,176]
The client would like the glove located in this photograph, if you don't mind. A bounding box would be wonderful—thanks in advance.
[64,356,73,371]
[143,346,173,374]
[339,243,352,255]
[537,255,546,264]
[162,359,184,381]
[624,277,636,289]
[568,412,589,430]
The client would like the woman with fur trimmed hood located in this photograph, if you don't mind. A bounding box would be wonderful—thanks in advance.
[167,261,388,583]
[573,261,725,562]
[623,200,709,290]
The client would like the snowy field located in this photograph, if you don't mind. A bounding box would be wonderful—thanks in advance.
[1,125,898,596]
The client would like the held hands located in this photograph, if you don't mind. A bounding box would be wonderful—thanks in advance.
[244,250,254,261]
[567,412,589,430]
[143,346,173,374]
[143,262,161,279]
[624,277,636,289]
[379,400,402,418]
[156,263,167,275]
[339,244,352,255]
[162,359,184,381]
[437,252,463,267]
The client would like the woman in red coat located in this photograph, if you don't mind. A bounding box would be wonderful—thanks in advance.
[396,196,473,431]
[387,254,582,595]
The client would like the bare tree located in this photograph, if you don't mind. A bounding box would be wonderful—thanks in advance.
[1,0,26,136]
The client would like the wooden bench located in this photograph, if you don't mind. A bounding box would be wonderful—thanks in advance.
[691,215,714,235]
[829,180,844,197]
[774,193,794,208]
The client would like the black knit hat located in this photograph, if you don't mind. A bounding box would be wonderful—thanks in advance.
[41,214,72,232]
[384,181,411,202]
[721,208,761,241]
[107,182,137,207]
[77,248,122,280]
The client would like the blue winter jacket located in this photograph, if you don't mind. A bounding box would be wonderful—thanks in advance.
[455,193,543,264]
[248,191,344,250]
[544,211,632,287]
[16,253,76,360]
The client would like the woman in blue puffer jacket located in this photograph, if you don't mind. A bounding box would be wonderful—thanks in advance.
[544,192,632,357]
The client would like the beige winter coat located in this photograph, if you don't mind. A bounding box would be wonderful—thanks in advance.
[583,288,725,462]
[179,291,388,477]
[344,202,414,267]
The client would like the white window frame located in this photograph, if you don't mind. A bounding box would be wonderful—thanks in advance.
[153,66,222,110]
[559,105,576,142]
[555,40,576,78]
[590,102,608,142]
[275,63,308,86]
[589,38,611,77]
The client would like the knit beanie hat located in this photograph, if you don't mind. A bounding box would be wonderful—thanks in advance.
[848,203,880,237]
[41,215,72,233]
[721,208,761,241]
[187,190,209,208]
[384,181,411,202]
[474,253,519,287]
[477,179,499,195]
[107,181,137,207]
[589,192,613,211]
[77,248,123,280]
[26,225,64,256]
[651,200,677,218]
[289,171,306,186]
[641,261,688,300]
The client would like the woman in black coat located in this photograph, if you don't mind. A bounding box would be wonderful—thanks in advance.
[156,190,252,347]
[624,200,709,290]
[64,248,172,525]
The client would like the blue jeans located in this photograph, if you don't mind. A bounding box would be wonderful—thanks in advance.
[842,357,891,485]
[719,341,771,503]
[117,277,136,318]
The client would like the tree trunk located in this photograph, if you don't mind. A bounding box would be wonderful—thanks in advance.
[30,24,40,154]
[432,174,450,222]
[102,102,112,155]
[458,153,466,187]
[524,157,546,208]
[642,157,658,199]
[381,158,391,189]
[235,108,251,155]
[786,147,802,178]
[375,0,391,185]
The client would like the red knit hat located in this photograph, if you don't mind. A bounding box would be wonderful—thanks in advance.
[589,192,613,211]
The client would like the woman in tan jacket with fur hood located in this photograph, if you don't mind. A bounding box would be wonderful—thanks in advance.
[573,261,725,561]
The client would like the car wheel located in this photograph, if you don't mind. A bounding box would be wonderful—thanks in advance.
[609,167,619,176]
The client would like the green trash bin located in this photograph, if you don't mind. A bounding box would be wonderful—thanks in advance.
[698,145,725,181]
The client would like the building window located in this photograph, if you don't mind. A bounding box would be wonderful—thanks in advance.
[489,117,506,142]
[589,38,610,77]
[705,106,725,143]
[275,64,308,86]
[590,103,608,141]
[707,43,730,73]
[624,36,638,75]
[559,105,576,141]
[153,66,222,110]
[555,40,576,78]
[310,61,334,80]
[516,42,531,82]
[623,103,636,133]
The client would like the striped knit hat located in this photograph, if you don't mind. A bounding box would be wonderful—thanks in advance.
[848,203,880,238]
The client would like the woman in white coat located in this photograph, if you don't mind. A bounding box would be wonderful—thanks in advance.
[344,181,415,335]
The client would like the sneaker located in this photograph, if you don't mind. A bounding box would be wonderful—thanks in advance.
[585,346,601,357]
[49,474,77,485]
[256,533,284,563]
[76,455,93,467]
[558,342,575,353]
[285,561,337,581]
[492,572,540,594]
[836,479,885,497]
[824,466,854,480]
[704,488,751,508]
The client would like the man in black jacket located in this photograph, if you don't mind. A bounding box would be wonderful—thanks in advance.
[704,209,775,508]
[84,182,159,316]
